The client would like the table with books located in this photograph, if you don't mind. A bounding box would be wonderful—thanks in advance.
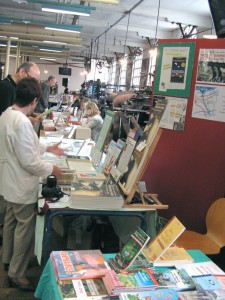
[35,218,225,300]
[34,249,222,300]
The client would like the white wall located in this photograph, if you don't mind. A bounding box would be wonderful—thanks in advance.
[7,58,87,93]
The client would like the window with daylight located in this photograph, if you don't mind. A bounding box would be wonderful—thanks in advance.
[108,59,117,85]
[131,51,143,90]
[118,56,127,91]
[147,49,157,87]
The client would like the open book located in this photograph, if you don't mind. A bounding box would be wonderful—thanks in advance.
[110,216,193,270]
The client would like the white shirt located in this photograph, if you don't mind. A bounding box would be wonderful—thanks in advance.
[0,107,53,204]
[87,114,103,142]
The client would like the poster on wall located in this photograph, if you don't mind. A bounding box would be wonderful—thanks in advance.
[192,84,225,122]
[196,49,225,84]
[160,97,188,131]
[192,49,225,123]
[154,42,196,97]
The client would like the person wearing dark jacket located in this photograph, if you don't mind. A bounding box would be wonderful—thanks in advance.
[0,62,40,116]
[34,76,56,113]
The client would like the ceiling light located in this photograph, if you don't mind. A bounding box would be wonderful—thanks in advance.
[203,34,217,39]
[45,24,82,34]
[40,48,62,53]
[43,40,67,45]
[10,54,21,57]
[40,57,56,61]
[87,0,119,3]
[42,3,95,16]
[0,43,17,47]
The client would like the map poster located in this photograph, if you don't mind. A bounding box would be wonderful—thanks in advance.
[192,84,225,123]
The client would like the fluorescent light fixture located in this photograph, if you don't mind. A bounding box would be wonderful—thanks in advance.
[87,0,119,4]
[40,48,62,53]
[203,34,217,39]
[10,55,21,57]
[43,40,67,45]
[42,3,95,16]
[45,24,82,33]
[0,43,17,47]
[40,57,56,61]
[0,35,18,40]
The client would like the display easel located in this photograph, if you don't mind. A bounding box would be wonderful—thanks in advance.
[119,128,167,209]
[117,99,168,209]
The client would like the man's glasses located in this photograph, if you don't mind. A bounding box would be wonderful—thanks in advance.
[24,69,30,77]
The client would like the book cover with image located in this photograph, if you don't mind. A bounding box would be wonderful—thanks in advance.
[109,227,150,270]
[51,250,109,282]
[59,278,109,299]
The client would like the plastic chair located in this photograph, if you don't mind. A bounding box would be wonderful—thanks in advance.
[176,198,225,255]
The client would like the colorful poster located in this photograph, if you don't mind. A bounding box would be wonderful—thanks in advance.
[154,42,195,97]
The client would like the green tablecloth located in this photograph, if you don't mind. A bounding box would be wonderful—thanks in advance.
[34,250,210,300]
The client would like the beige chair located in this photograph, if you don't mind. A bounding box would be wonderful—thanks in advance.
[176,198,225,255]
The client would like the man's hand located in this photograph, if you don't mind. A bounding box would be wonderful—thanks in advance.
[47,142,66,156]
[52,165,62,177]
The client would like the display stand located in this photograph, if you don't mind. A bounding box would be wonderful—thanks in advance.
[116,99,168,209]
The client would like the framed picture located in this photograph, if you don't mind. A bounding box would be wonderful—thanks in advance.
[154,42,196,98]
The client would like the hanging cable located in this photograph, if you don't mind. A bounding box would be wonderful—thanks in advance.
[90,0,145,48]
[124,12,131,56]
[154,0,161,45]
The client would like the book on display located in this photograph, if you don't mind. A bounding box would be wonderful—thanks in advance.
[119,288,181,300]
[102,268,158,297]
[58,278,109,299]
[109,227,150,270]
[51,250,110,282]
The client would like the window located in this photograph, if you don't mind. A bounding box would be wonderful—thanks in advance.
[118,56,127,91]
[131,51,143,90]
[108,60,117,85]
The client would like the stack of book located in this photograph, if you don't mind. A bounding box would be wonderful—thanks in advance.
[50,249,111,299]
[102,268,159,297]
[51,250,110,282]
[70,181,124,209]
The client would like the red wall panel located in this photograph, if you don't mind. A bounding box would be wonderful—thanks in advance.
[143,39,225,232]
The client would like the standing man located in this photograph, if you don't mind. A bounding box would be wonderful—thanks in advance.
[0,77,64,291]
[0,61,40,243]
[35,75,57,113]
[0,61,40,116]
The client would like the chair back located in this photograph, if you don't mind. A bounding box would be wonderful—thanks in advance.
[206,198,225,247]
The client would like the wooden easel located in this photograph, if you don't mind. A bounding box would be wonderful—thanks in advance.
[119,127,168,209]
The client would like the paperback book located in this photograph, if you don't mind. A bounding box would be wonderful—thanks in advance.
[153,268,196,291]
[191,274,222,291]
[119,288,181,300]
[109,227,150,270]
[51,250,110,282]
[178,289,225,299]
[58,278,109,299]
[75,171,106,182]
[142,216,187,265]
[102,268,158,297]
[110,217,191,270]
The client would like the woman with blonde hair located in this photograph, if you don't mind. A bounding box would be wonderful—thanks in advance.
[85,102,103,142]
